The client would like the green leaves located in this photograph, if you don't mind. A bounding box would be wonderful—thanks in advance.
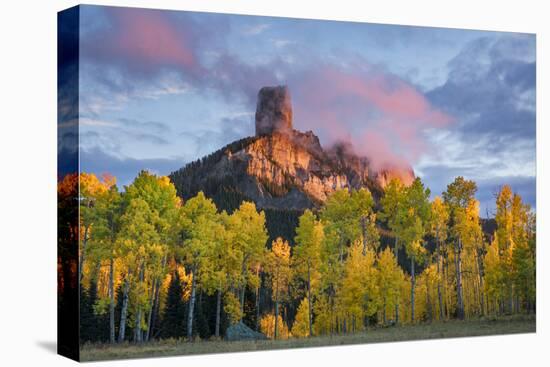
[321,188,374,248]
[379,178,405,232]
[175,191,224,280]
[398,178,431,261]
[442,176,477,213]
[294,210,323,274]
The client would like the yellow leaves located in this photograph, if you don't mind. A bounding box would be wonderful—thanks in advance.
[467,199,480,220]
[414,264,440,321]
[267,237,292,300]
[158,175,171,188]
[312,294,332,335]
[380,178,405,228]
[486,186,535,310]
[377,247,405,314]
[58,173,79,197]
[294,210,324,257]
[271,237,291,261]
[223,293,242,324]
[291,298,311,338]
[410,240,427,260]
[431,196,449,241]
[80,172,114,199]
[454,198,483,252]
[229,201,269,261]
[294,210,324,296]
[260,313,290,340]
[340,241,379,319]
[321,188,375,249]
[177,191,221,266]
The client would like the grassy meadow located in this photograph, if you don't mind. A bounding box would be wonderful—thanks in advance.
[81,315,535,361]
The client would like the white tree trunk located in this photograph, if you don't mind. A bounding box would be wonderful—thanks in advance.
[274,273,279,340]
[135,263,144,343]
[394,236,400,324]
[186,266,197,339]
[255,275,261,331]
[109,256,115,344]
[411,256,415,323]
[455,240,465,320]
[215,287,222,337]
[78,226,89,283]
[118,275,130,343]
[307,263,313,336]
[436,241,444,320]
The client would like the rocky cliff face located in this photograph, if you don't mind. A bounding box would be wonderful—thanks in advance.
[170,85,415,210]
[239,130,350,204]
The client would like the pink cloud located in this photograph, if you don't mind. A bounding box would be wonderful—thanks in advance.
[83,7,203,76]
[360,130,411,172]
[289,64,454,171]
[112,9,197,69]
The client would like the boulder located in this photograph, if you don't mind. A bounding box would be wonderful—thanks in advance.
[225,321,268,341]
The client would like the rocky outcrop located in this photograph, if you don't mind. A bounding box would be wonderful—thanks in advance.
[239,131,351,204]
[170,85,415,211]
[255,85,293,136]
[225,322,267,341]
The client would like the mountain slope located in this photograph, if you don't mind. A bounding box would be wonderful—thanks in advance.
[169,85,414,212]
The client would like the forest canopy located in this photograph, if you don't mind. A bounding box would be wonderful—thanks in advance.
[58,171,536,344]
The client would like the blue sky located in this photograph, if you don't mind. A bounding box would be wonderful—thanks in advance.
[60,5,536,215]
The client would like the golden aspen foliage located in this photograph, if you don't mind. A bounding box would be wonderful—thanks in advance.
[293,210,324,335]
[267,238,292,306]
[260,313,290,340]
[266,237,292,339]
[415,264,440,321]
[377,247,405,323]
[229,201,269,302]
[291,298,312,337]
[312,294,333,335]
[489,186,535,313]
[223,293,243,324]
[339,241,379,329]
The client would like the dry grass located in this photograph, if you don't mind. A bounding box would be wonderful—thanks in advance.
[80,315,535,362]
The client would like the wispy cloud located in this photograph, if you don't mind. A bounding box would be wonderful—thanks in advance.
[419,34,536,210]
[117,118,171,133]
[242,23,270,36]
[273,39,294,48]
[79,117,117,127]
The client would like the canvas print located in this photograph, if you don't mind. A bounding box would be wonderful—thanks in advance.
[57,5,536,362]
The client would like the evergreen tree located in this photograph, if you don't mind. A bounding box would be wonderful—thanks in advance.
[162,271,186,339]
